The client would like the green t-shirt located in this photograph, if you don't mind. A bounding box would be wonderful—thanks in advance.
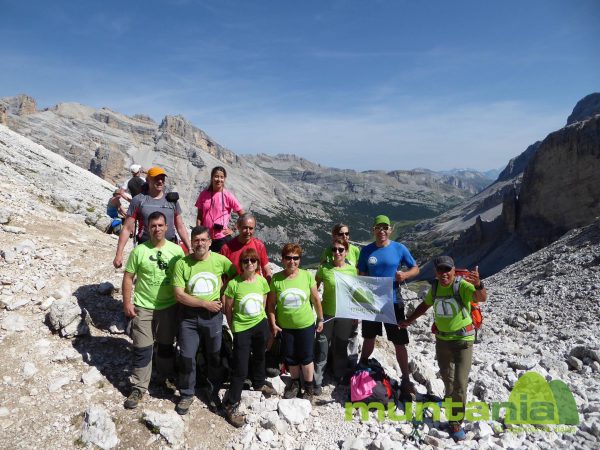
[269,269,316,330]
[316,262,357,317]
[224,275,270,333]
[125,240,184,310]
[424,278,476,341]
[320,243,361,266]
[172,252,235,303]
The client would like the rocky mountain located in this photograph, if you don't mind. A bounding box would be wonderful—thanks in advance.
[1,94,479,263]
[1,123,598,449]
[567,92,600,125]
[408,94,600,278]
[246,154,493,197]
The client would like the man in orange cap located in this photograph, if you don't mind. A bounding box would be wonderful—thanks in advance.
[113,166,191,268]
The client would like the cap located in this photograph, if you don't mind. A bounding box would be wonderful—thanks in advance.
[373,215,391,226]
[130,164,141,174]
[147,166,166,178]
[433,256,455,271]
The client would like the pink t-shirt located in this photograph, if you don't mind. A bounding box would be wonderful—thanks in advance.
[195,189,242,239]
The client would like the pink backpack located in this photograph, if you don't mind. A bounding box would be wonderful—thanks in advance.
[350,371,377,402]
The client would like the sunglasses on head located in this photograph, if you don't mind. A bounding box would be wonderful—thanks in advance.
[331,247,345,253]
[242,258,258,264]
[283,255,300,261]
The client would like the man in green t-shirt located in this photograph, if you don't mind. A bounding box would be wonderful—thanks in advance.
[400,256,487,442]
[121,211,184,409]
[172,225,235,415]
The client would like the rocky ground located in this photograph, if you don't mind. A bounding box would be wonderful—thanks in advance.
[0,124,599,449]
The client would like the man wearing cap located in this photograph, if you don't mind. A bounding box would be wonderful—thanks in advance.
[399,256,486,441]
[357,214,420,395]
[127,164,146,198]
[220,213,272,283]
[113,166,191,269]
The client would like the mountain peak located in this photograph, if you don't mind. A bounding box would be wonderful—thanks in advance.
[566,92,600,125]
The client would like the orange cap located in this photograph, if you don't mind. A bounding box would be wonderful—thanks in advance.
[147,166,166,177]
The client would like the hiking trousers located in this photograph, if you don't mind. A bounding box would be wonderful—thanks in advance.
[177,307,223,397]
[435,338,473,424]
[314,316,354,386]
[229,319,269,404]
[130,304,177,392]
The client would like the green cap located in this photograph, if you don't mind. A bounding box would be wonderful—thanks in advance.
[373,215,391,226]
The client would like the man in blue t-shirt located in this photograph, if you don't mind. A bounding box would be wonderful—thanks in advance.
[357,214,420,396]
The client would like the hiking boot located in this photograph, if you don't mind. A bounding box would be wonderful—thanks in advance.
[450,423,466,441]
[255,383,277,398]
[175,396,194,415]
[303,382,316,405]
[224,401,246,428]
[400,377,416,401]
[283,378,300,399]
[313,384,323,396]
[124,388,143,409]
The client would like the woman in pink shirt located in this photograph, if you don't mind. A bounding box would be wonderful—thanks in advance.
[195,166,245,252]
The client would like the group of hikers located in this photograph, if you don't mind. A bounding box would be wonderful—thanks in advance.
[110,164,487,441]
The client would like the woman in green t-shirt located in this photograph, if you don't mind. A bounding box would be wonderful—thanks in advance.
[314,239,358,392]
[222,248,276,427]
[267,243,324,403]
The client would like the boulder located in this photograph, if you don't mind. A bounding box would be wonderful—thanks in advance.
[143,410,185,447]
[80,406,119,450]
[278,398,312,425]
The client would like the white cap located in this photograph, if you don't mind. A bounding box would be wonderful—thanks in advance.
[130,164,142,174]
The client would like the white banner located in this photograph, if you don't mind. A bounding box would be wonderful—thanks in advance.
[334,272,397,325]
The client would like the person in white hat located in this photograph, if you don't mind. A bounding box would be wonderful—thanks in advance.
[127,164,146,198]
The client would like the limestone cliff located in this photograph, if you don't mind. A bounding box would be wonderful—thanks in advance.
[422,94,600,278]
[517,114,600,249]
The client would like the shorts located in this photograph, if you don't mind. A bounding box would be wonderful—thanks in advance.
[281,324,315,366]
[361,303,409,346]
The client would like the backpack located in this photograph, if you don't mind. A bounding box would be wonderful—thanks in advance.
[134,193,178,244]
[350,358,395,405]
[430,273,483,341]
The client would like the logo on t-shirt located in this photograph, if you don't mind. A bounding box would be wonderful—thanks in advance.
[239,293,264,317]
[279,288,307,309]
[367,256,378,266]
[433,297,463,318]
[188,272,219,296]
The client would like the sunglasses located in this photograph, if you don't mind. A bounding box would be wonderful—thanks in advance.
[242,258,258,264]
[374,225,390,231]
[436,267,453,274]
[337,232,350,236]
[331,247,345,254]
[156,251,168,270]
[283,255,300,261]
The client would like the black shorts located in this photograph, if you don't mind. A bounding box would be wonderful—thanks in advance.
[281,325,315,366]
[361,303,409,346]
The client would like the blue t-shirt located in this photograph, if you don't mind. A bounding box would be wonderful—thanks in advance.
[357,241,417,303]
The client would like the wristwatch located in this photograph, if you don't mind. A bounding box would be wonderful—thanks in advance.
[476,282,485,290]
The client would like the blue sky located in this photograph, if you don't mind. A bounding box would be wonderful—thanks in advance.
[1,0,598,171]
